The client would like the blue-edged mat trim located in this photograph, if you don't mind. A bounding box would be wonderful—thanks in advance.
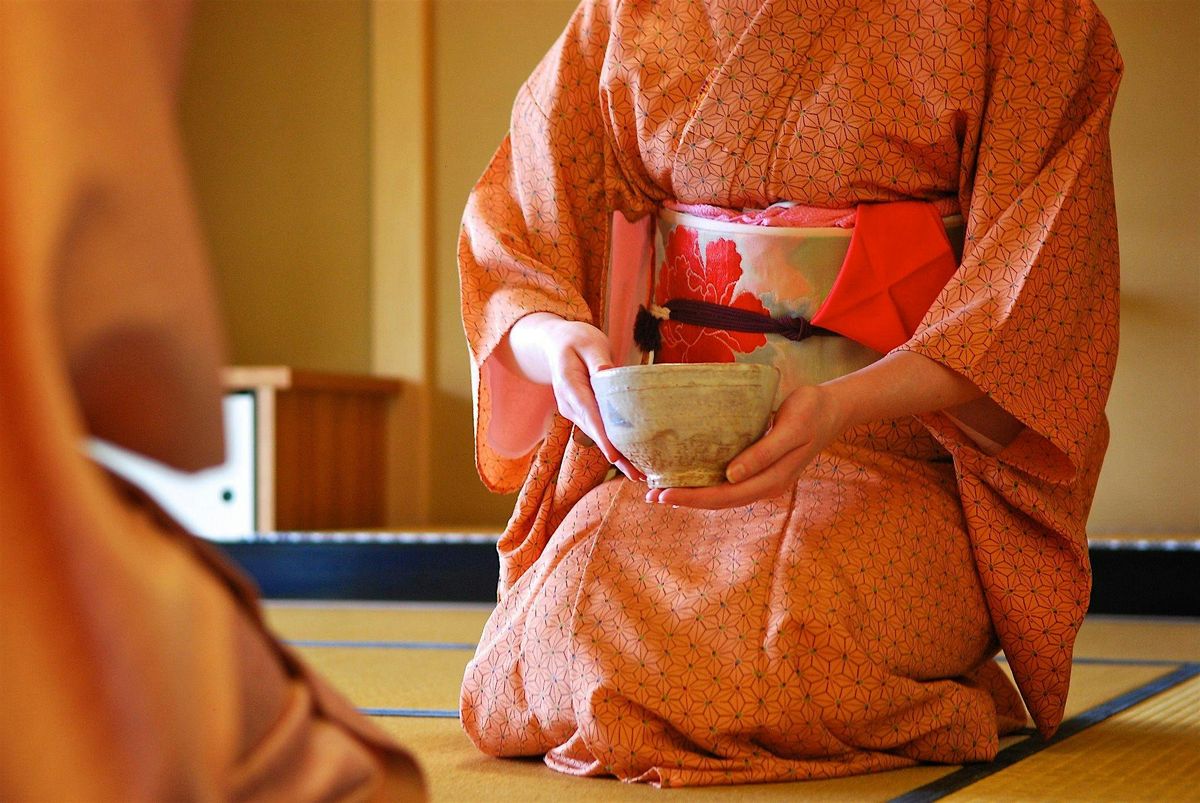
[361,708,460,719]
[996,654,1188,668]
[1061,655,1188,667]
[889,662,1200,802]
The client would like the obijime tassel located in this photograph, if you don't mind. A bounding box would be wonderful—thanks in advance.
[633,304,670,353]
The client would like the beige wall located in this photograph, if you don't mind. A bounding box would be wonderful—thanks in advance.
[1091,0,1200,532]
[180,0,373,374]
[183,0,1198,532]
[429,0,578,524]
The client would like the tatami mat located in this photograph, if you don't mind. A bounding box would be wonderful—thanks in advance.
[266,601,492,645]
[944,676,1200,802]
[370,716,963,803]
[269,602,1200,801]
[1072,615,1200,662]
[294,648,468,714]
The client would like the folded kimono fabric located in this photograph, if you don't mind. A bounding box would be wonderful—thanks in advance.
[461,204,1031,786]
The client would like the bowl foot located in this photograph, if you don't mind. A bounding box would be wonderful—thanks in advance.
[646,468,727,489]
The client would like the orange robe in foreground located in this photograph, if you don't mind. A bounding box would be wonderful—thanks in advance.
[0,5,423,800]
[458,0,1122,787]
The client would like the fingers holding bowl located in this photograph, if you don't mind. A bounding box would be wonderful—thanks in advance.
[577,366,645,482]
[555,344,644,481]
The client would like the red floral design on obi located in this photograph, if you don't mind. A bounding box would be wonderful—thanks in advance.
[654,226,769,364]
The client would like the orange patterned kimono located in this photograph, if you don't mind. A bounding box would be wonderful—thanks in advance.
[458,0,1121,786]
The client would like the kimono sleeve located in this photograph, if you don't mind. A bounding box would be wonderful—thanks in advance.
[903,0,1123,483]
[898,0,1123,736]
[458,0,650,493]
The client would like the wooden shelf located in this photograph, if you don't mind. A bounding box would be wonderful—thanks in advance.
[224,366,403,532]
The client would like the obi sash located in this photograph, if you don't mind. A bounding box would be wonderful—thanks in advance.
[636,202,964,403]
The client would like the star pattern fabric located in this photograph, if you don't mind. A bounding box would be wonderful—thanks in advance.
[457,0,1121,786]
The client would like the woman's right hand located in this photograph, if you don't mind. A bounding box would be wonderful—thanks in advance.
[500,312,644,482]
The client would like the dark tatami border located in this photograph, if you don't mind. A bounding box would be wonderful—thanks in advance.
[361,707,460,718]
[889,662,1200,802]
[219,535,1200,615]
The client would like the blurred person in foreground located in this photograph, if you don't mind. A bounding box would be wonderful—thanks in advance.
[0,3,424,799]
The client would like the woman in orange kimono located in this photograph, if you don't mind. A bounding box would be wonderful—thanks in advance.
[458,0,1122,787]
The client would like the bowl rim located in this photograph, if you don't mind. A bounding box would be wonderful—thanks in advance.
[593,362,779,382]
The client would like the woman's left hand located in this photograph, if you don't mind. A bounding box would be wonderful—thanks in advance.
[645,383,850,509]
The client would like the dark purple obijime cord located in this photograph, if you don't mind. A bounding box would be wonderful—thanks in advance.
[633,298,834,354]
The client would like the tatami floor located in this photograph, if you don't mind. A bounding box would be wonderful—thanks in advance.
[265,603,1200,802]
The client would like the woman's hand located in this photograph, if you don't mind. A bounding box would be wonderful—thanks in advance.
[645,384,850,509]
[644,350,1019,509]
[500,312,644,481]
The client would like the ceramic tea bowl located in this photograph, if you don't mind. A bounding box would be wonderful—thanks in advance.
[591,362,779,488]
